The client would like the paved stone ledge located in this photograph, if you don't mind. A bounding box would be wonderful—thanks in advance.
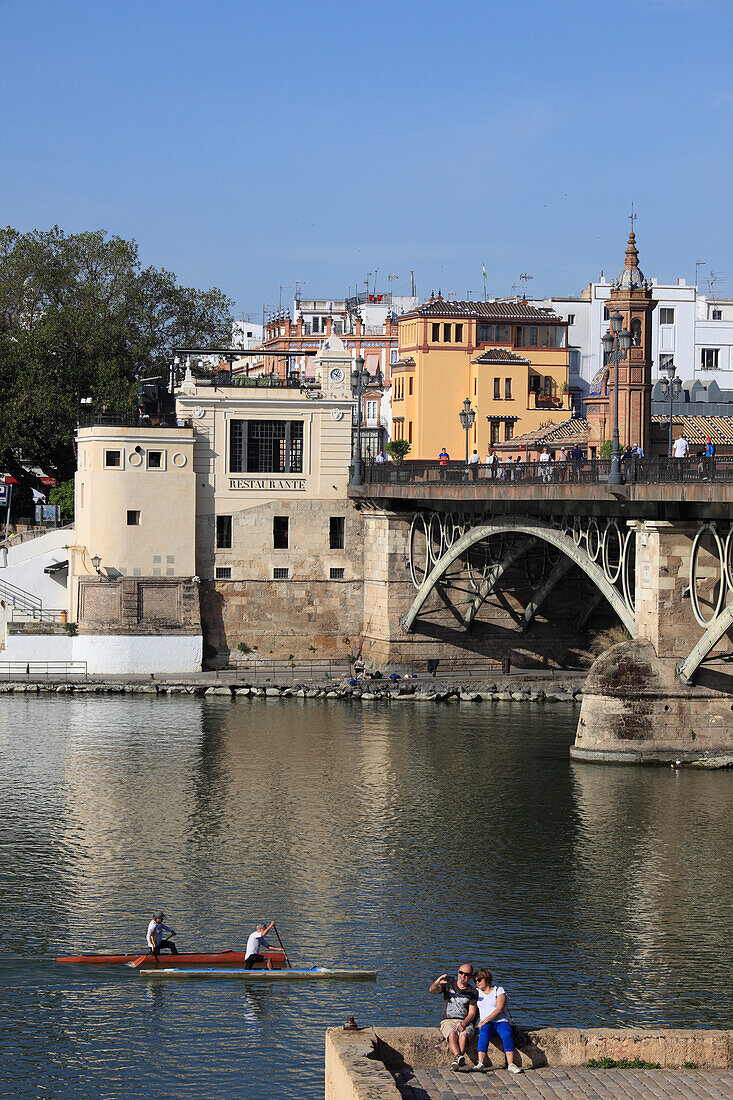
[325,1026,733,1100]
[0,675,585,702]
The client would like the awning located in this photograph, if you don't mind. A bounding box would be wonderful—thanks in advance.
[3,476,57,486]
[44,559,68,574]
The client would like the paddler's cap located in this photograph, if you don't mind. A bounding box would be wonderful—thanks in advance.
[154,911,165,919]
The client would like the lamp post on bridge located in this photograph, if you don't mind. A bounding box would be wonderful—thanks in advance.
[351,354,383,486]
[658,360,682,458]
[459,398,476,464]
[601,311,632,485]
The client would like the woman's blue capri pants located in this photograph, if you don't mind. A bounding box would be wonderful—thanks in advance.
[478,1019,514,1054]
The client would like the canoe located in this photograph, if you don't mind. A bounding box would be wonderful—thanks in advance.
[139,966,378,981]
[56,950,286,969]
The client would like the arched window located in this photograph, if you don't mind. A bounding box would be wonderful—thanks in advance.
[631,319,642,347]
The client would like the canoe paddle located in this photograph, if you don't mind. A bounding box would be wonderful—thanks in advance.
[272,923,292,969]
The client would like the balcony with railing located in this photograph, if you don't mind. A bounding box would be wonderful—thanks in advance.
[528,389,571,411]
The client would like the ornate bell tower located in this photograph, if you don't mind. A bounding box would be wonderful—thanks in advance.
[586,231,656,455]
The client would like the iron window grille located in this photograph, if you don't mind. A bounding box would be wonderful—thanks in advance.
[330,516,345,549]
[273,567,289,580]
[216,515,232,549]
[229,420,304,473]
[215,566,231,579]
[330,567,345,579]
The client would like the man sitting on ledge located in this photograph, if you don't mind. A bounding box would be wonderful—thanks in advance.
[429,963,477,1071]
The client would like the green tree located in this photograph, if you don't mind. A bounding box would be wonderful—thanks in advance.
[599,439,613,458]
[0,226,233,490]
[386,439,411,464]
[48,479,74,522]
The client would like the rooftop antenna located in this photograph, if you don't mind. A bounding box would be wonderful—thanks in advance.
[278,284,290,311]
[373,268,379,296]
[366,272,373,297]
[709,271,726,300]
[295,279,305,304]
[388,273,399,297]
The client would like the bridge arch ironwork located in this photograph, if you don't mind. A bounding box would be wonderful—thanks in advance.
[678,521,733,683]
[402,514,636,636]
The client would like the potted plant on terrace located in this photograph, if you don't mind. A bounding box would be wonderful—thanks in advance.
[385,440,411,464]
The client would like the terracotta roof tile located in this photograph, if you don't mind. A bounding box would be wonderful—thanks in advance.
[413,299,565,322]
[500,417,589,447]
[472,349,530,365]
[652,414,733,444]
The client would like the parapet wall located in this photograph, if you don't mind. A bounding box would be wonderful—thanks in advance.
[325,1026,733,1099]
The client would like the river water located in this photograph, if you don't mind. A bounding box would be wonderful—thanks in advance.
[1,695,732,1099]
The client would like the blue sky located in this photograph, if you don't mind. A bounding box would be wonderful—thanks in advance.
[1,0,731,318]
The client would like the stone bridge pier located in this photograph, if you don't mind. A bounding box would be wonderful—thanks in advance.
[575,520,733,766]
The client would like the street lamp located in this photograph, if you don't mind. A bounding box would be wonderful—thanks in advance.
[458,398,476,464]
[91,554,102,574]
[658,360,683,458]
[601,311,632,485]
[351,355,383,485]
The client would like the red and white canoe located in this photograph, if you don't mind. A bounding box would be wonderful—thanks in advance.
[55,949,286,969]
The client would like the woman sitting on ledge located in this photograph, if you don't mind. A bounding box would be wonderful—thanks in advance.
[473,968,522,1074]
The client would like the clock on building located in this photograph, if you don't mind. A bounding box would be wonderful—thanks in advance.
[329,367,345,384]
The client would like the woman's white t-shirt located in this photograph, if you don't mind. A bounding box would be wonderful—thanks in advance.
[477,985,511,1024]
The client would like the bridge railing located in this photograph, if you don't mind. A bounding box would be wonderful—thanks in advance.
[361,456,733,486]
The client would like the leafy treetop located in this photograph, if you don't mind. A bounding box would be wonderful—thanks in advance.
[0,226,233,490]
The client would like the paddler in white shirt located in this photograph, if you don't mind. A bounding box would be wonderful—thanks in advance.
[146,911,179,958]
[244,920,276,970]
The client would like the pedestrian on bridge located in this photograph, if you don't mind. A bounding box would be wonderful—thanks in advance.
[485,447,499,479]
[439,447,450,482]
[673,434,689,480]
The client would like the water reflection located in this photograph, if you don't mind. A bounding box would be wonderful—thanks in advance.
[0,696,731,1099]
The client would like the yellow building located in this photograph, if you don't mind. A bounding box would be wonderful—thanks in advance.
[392,297,573,459]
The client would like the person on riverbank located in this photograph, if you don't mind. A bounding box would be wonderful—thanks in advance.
[429,964,477,1070]
[146,911,178,958]
[245,920,275,970]
[472,968,522,1074]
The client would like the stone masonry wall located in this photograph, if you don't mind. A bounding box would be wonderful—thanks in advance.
[634,521,733,660]
[199,498,364,665]
[76,577,201,635]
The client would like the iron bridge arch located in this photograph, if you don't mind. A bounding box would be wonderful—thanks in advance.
[401,513,636,637]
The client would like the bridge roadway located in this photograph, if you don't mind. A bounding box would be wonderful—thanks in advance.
[349,462,733,520]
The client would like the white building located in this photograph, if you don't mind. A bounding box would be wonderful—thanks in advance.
[292,293,418,338]
[232,318,263,348]
[533,273,733,400]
